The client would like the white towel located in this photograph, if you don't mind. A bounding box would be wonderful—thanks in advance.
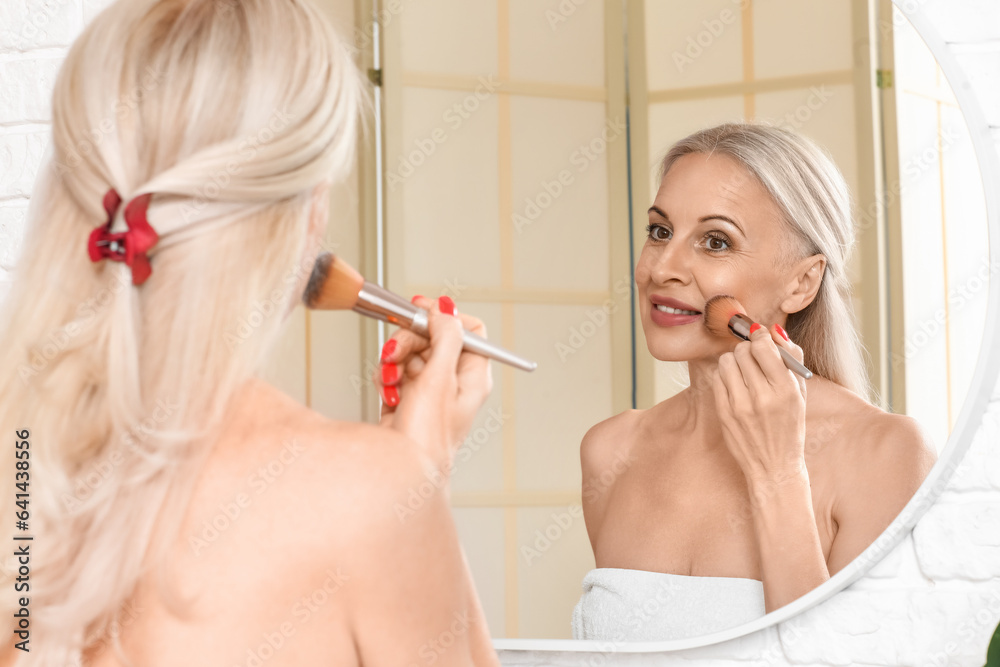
[571,567,766,641]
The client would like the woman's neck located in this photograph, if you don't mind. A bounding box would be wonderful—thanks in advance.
[674,358,729,449]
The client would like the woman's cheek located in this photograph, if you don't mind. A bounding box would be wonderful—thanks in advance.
[634,258,651,289]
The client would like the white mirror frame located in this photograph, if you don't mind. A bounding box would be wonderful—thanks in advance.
[494,0,1000,653]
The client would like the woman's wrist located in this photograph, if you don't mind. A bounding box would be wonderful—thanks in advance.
[745,458,810,500]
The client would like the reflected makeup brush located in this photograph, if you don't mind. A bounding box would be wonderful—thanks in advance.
[302,252,537,372]
[703,295,813,380]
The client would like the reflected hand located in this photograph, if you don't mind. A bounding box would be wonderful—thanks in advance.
[711,323,809,487]
[374,295,493,472]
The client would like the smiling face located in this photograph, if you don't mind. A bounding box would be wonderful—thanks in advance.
[636,151,809,362]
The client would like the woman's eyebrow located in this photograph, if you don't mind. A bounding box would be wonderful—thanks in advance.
[648,206,746,237]
[699,214,745,236]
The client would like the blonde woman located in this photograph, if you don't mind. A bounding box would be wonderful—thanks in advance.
[574,123,938,641]
[0,0,497,664]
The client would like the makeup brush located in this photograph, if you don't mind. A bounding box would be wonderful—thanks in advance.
[703,294,813,380]
[302,252,537,372]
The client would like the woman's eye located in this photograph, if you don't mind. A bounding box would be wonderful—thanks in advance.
[647,224,671,242]
[705,235,730,251]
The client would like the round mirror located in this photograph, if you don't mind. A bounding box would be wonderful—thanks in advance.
[284,0,1000,653]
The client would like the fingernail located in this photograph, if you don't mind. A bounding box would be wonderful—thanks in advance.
[775,324,790,341]
[749,323,763,335]
[411,294,424,304]
[382,384,399,407]
[380,339,397,362]
[438,295,455,316]
[381,362,398,385]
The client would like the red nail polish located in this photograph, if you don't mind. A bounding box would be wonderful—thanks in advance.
[382,385,399,407]
[411,294,424,304]
[381,362,398,385]
[380,339,397,362]
[775,324,790,341]
[438,295,455,316]
[749,323,763,335]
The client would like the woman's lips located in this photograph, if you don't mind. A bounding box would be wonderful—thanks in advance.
[648,295,702,327]
[650,305,702,327]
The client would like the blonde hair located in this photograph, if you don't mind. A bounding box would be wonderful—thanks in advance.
[0,0,362,663]
[659,122,872,402]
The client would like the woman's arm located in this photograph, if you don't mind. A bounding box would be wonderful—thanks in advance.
[460,541,502,665]
[746,467,829,612]
[579,415,634,554]
[713,324,828,611]
[356,295,497,664]
[341,430,498,666]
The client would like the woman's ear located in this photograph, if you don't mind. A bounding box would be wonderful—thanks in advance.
[780,253,827,314]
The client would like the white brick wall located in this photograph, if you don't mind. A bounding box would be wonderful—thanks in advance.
[1,1,998,665]
[0,0,84,295]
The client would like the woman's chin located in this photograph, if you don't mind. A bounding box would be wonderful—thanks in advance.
[644,344,694,363]
[641,320,736,361]
[645,340,731,363]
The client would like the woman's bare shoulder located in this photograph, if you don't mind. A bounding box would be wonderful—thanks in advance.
[808,377,937,477]
[580,408,644,470]
[209,379,437,554]
[800,378,938,571]
[841,406,937,493]
[807,380,937,563]
[233,377,415,452]
[581,408,642,442]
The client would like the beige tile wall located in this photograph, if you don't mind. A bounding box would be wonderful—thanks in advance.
[383,0,628,640]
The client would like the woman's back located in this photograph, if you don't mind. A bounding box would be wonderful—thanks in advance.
[0,1,502,662]
[0,0,373,659]
[75,377,494,665]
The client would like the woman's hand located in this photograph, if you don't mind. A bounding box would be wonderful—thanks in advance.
[374,295,493,473]
[711,323,809,489]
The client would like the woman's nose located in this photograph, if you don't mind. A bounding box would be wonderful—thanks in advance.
[649,237,693,285]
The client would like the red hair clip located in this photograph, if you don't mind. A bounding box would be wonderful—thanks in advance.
[87,189,159,285]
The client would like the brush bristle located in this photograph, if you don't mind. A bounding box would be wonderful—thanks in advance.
[302,252,365,310]
[703,294,746,338]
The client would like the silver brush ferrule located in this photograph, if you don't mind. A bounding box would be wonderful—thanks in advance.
[728,313,755,340]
